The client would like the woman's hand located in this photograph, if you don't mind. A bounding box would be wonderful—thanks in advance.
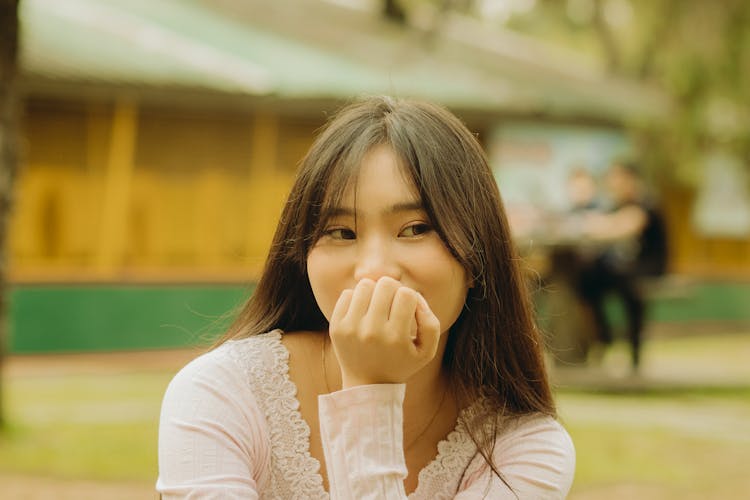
[329,277,441,388]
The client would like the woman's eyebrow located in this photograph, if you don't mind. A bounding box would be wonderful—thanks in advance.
[327,207,355,217]
[387,201,424,214]
[327,201,424,217]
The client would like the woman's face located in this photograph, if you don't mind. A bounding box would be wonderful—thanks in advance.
[306,144,469,335]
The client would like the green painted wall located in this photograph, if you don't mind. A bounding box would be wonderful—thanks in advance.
[9,284,252,354]
[648,281,750,322]
[7,281,750,354]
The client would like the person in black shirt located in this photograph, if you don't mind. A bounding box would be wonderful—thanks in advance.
[576,160,668,371]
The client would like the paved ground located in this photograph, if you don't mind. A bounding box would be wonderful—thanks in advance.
[553,330,750,391]
[4,347,200,378]
[0,475,157,500]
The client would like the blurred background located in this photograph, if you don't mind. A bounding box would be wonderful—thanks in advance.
[0,0,748,498]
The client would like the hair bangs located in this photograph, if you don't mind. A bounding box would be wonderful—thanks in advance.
[306,128,383,248]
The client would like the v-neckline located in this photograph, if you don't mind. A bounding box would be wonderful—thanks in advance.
[272,331,475,498]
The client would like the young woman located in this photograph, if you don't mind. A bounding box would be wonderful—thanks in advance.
[157,96,575,499]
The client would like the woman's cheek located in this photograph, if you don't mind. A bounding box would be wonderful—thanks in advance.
[307,251,342,322]
[421,259,469,334]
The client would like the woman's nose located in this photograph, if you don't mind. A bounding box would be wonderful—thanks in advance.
[353,236,401,282]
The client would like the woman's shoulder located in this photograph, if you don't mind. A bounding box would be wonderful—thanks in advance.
[500,413,575,451]
[158,335,282,494]
[495,414,575,491]
[459,401,574,458]
[455,412,575,497]
[221,329,287,370]
[168,329,325,390]
[163,331,286,398]
[485,411,575,467]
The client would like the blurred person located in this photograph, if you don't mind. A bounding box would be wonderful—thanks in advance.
[156,96,575,498]
[566,165,600,214]
[576,160,668,371]
[542,166,604,365]
[559,166,604,250]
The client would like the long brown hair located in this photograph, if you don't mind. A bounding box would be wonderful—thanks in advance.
[221,96,555,477]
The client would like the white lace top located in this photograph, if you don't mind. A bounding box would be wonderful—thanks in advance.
[157,331,575,499]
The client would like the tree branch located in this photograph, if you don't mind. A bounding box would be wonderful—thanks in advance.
[637,0,680,80]
[592,0,622,74]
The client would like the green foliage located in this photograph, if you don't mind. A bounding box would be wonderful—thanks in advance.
[438,0,750,184]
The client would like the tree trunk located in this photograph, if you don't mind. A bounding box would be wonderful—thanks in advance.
[0,0,20,429]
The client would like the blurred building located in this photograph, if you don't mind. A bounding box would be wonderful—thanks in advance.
[19,0,736,285]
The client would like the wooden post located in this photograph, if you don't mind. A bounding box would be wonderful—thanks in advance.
[246,110,279,269]
[249,110,279,174]
[95,98,138,278]
[194,168,224,268]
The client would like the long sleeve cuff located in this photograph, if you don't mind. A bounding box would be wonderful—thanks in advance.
[319,384,408,500]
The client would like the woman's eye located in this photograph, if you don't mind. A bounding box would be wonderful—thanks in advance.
[400,223,432,237]
[326,228,356,240]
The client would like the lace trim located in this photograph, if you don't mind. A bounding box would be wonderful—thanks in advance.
[227,330,328,500]
[411,401,482,499]
[228,330,484,500]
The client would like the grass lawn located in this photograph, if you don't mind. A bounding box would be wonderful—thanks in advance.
[0,372,168,482]
[1,332,749,498]
[560,390,750,499]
